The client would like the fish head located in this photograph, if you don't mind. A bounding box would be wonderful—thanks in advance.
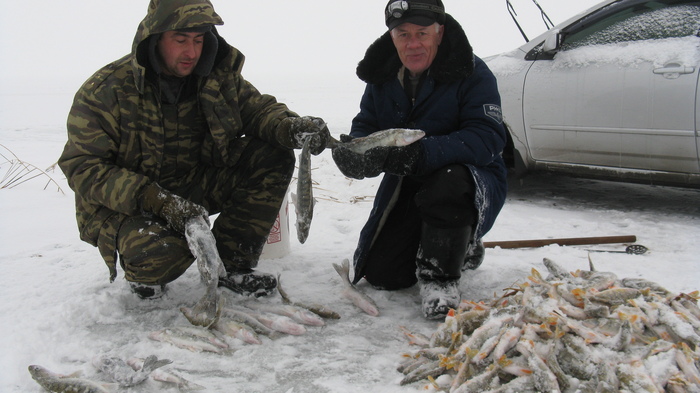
[28,365,47,378]
[296,221,310,244]
[400,130,426,145]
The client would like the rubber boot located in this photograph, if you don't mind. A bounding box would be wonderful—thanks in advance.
[219,268,277,298]
[129,283,167,300]
[463,240,485,271]
[416,222,472,319]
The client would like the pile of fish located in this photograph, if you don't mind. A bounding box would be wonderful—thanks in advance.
[398,258,700,392]
[150,276,341,351]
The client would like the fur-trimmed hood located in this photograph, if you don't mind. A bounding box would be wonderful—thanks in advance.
[356,13,474,85]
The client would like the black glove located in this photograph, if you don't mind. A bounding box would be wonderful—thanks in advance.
[332,146,370,179]
[332,140,423,179]
[276,116,331,155]
[375,143,424,176]
[140,183,209,233]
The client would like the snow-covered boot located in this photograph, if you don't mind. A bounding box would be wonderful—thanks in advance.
[419,279,461,320]
[463,240,485,270]
[416,223,472,319]
[218,268,277,297]
[130,283,166,299]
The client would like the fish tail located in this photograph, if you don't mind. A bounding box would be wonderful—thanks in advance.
[332,259,351,284]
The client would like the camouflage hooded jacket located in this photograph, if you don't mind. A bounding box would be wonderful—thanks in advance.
[58,0,296,273]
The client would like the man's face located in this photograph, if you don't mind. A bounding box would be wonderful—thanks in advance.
[391,22,444,77]
[157,31,205,77]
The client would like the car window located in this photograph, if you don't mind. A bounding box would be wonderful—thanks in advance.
[562,2,700,50]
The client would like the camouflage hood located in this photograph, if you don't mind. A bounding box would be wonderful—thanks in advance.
[131,0,224,91]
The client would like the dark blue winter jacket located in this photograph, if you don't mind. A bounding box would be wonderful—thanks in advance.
[349,14,508,284]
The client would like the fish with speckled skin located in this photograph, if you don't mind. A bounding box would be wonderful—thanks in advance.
[292,137,314,244]
[328,128,425,154]
[28,365,112,393]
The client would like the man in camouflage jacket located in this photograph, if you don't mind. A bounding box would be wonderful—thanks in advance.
[58,0,330,299]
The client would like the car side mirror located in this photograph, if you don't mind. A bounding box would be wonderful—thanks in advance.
[542,29,561,53]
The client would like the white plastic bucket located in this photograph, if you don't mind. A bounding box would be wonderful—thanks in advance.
[260,192,290,259]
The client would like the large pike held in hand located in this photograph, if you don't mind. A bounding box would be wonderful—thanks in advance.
[181,216,226,327]
[332,259,379,316]
[292,137,314,244]
[328,128,425,154]
[28,365,111,393]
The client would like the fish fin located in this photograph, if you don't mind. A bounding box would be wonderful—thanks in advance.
[588,254,597,271]
[290,192,297,206]
[64,370,84,378]
[142,355,173,372]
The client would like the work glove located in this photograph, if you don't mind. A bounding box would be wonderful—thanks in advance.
[276,116,331,155]
[331,134,372,179]
[371,143,424,177]
[140,183,209,234]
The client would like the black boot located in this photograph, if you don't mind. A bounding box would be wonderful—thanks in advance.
[463,240,485,270]
[218,268,277,298]
[129,282,167,299]
[416,222,472,319]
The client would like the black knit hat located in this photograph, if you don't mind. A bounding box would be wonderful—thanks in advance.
[385,0,446,30]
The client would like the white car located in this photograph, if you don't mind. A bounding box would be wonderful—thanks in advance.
[486,0,700,188]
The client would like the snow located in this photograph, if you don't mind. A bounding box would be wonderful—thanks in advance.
[2,1,700,392]
[554,36,700,69]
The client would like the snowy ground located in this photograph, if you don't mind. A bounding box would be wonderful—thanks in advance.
[0,1,698,388]
[1,79,699,392]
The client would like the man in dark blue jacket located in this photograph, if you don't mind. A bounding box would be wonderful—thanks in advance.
[332,0,507,319]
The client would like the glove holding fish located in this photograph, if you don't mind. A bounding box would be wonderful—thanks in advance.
[330,129,425,179]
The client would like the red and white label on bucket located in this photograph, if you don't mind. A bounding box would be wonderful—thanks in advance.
[261,195,290,259]
[267,213,282,244]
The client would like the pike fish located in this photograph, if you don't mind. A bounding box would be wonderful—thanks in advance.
[292,136,314,244]
[328,128,426,154]
[332,259,379,316]
[127,357,206,391]
[92,354,171,387]
[181,216,226,327]
[28,365,112,393]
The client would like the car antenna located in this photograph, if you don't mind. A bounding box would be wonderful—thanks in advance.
[506,0,529,42]
[531,0,554,29]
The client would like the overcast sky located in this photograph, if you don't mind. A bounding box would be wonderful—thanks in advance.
[0,0,602,88]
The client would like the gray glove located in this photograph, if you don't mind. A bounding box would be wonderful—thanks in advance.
[276,116,331,155]
[140,183,209,233]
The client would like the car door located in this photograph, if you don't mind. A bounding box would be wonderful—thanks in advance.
[521,1,700,175]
